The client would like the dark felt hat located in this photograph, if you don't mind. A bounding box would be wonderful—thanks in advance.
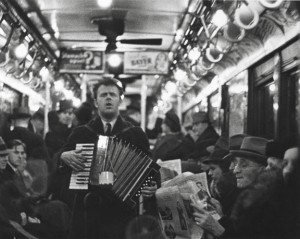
[57,100,73,112]
[203,136,229,165]
[192,111,209,124]
[164,111,181,132]
[11,106,31,119]
[0,137,8,155]
[223,134,248,161]
[230,136,269,166]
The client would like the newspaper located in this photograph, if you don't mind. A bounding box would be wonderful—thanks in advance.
[156,186,204,239]
[156,172,220,238]
[163,172,211,197]
[157,159,182,175]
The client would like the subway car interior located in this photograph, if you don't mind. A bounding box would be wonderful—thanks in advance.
[0,0,300,238]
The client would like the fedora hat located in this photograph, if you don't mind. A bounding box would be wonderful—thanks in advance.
[0,137,8,155]
[230,136,269,166]
[192,111,209,124]
[222,134,248,161]
[11,106,31,119]
[203,136,229,165]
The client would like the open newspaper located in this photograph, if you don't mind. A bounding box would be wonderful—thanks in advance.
[156,172,220,239]
[157,159,182,175]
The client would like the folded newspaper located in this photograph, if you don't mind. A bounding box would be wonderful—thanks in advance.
[155,172,220,239]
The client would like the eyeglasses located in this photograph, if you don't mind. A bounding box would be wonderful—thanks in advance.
[232,159,259,170]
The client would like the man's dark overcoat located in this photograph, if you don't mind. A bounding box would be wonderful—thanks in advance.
[57,115,156,239]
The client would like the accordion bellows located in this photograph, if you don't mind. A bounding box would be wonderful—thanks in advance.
[69,135,160,207]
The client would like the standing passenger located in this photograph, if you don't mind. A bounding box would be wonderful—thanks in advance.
[57,77,159,239]
[4,107,51,171]
[45,100,74,159]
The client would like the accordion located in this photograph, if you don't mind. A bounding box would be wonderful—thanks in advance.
[69,135,160,207]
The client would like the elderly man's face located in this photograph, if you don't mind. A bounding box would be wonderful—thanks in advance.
[233,157,264,188]
[0,154,8,170]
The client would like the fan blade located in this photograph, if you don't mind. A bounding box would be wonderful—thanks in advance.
[119,38,162,45]
[60,39,106,42]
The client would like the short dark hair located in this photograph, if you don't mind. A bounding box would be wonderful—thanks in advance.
[7,139,27,152]
[93,77,123,99]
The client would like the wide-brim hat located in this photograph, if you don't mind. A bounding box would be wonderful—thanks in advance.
[0,136,8,155]
[230,136,269,166]
[11,106,31,119]
[222,134,248,161]
[203,136,229,166]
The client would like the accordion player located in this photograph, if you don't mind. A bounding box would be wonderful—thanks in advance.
[69,135,160,208]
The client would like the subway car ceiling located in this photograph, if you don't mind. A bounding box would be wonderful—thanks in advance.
[0,1,299,120]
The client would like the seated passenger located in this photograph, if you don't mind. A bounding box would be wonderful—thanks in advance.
[183,111,219,163]
[6,139,47,196]
[152,110,191,161]
[202,136,239,216]
[4,107,51,172]
[1,138,71,239]
[191,136,287,239]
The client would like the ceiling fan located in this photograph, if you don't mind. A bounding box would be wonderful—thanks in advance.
[61,16,162,53]
[94,16,162,52]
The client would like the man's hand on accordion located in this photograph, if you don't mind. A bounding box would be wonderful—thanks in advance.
[141,180,157,199]
[61,149,86,171]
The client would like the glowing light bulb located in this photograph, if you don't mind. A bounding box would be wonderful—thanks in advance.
[211,9,228,28]
[97,0,113,9]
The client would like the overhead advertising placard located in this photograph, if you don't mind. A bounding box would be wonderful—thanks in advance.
[124,52,169,75]
[59,50,104,74]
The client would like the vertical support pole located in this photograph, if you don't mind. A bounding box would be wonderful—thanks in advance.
[141,75,147,131]
[177,95,182,124]
[81,74,87,102]
[139,75,148,215]
[44,76,51,137]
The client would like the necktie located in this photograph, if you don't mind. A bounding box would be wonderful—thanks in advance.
[105,123,112,136]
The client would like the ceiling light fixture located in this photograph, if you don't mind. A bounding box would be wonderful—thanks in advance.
[107,54,122,68]
[14,43,28,59]
[97,0,113,9]
[188,47,201,62]
[211,9,228,28]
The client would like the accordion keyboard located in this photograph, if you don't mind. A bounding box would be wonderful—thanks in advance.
[69,143,94,190]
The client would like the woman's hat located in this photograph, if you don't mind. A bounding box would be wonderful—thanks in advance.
[230,136,269,166]
[57,100,73,112]
[11,106,31,119]
[0,137,8,155]
[164,111,181,132]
